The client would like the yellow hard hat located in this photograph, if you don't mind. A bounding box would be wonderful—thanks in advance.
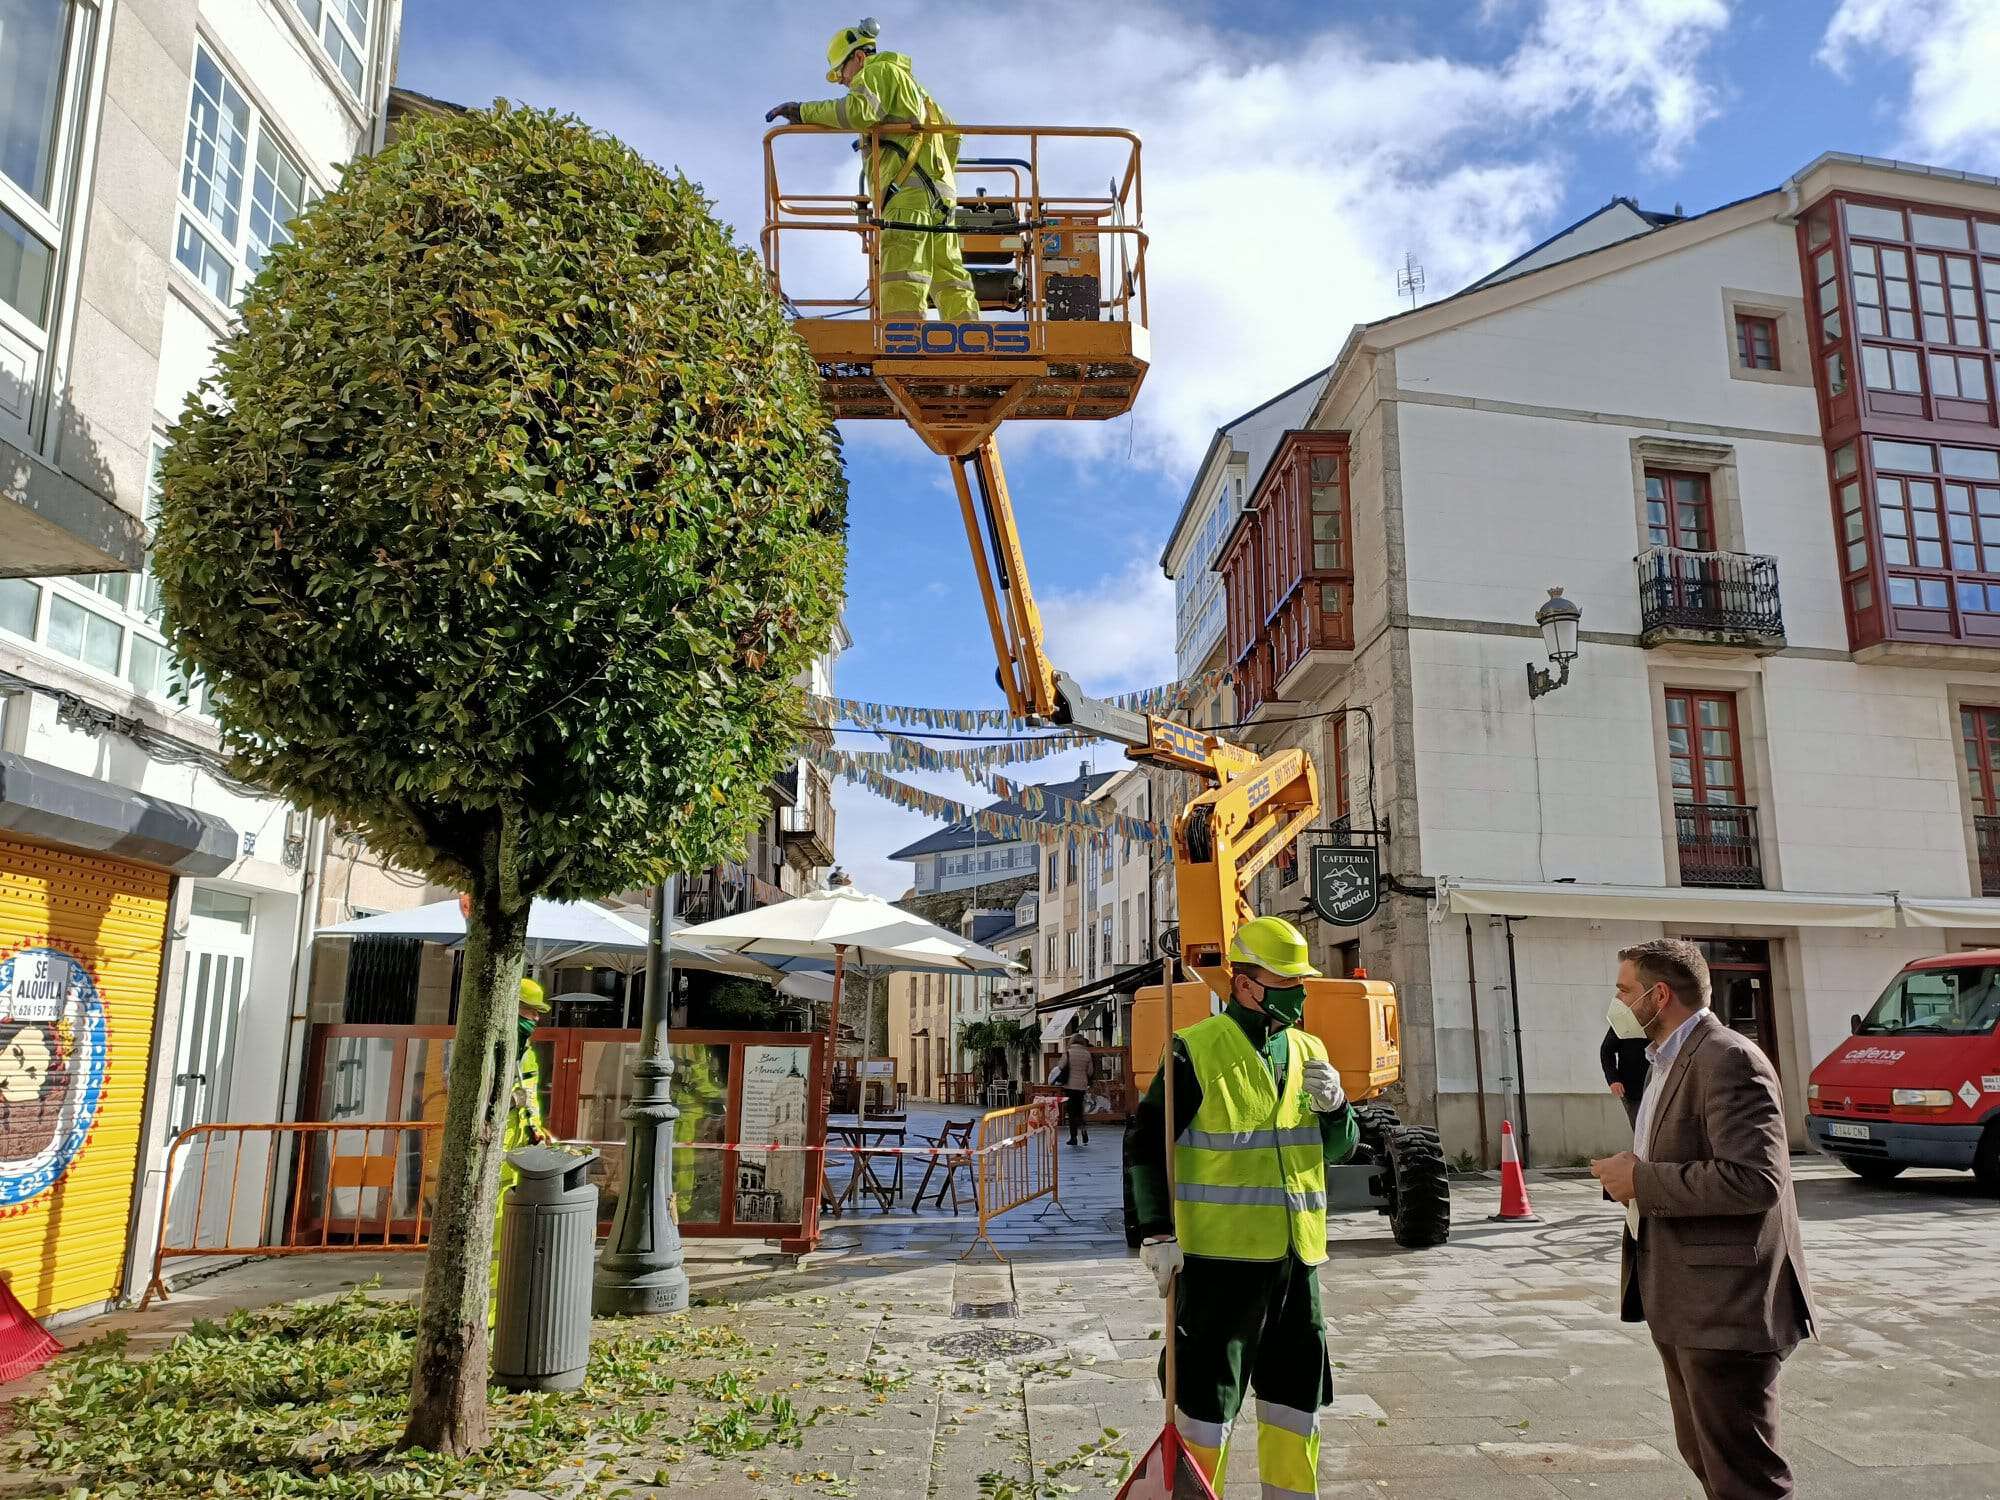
[824,16,880,81]
[1228,915,1321,979]
[519,977,549,1014]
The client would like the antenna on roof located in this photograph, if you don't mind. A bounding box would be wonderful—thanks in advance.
[1396,250,1426,310]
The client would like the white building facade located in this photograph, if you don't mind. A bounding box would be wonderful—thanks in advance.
[0,0,400,1319]
[1210,154,2000,1167]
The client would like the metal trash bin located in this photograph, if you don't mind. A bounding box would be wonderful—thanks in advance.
[493,1144,600,1391]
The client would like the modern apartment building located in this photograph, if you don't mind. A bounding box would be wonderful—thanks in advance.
[1185,154,2000,1166]
[0,0,400,1321]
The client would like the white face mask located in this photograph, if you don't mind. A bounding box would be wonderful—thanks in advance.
[1606,997,1649,1041]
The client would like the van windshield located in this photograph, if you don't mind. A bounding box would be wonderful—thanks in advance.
[1858,965,2000,1036]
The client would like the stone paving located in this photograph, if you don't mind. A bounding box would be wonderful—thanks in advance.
[8,1126,1999,1498]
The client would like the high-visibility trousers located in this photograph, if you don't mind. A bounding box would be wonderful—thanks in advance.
[879,184,977,321]
[488,1154,521,1327]
[1162,1252,1332,1498]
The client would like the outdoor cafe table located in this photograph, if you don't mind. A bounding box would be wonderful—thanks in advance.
[825,1121,907,1214]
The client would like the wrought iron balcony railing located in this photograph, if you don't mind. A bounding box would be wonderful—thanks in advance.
[1976,815,2000,898]
[1636,548,1784,650]
[1676,802,1762,889]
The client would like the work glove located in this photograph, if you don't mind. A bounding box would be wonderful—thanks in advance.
[1139,1236,1182,1298]
[1302,1058,1347,1114]
[765,102,803,124]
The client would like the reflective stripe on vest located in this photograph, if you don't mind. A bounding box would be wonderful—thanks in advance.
[1172,1013,1329,1265]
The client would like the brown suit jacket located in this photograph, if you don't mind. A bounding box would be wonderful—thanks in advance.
[1620,1012,1815,1352]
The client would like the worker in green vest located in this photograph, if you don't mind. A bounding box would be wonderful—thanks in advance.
[766,18,979,321]
[1124,915,1359,1498]
[490,976,552,1325]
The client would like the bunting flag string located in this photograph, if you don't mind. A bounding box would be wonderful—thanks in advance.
[809,744,1173,845]
[806,665,1235,740]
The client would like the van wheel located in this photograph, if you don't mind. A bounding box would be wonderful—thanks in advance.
[1975,1126,2000,1193]
[1839,1157,1906,1184]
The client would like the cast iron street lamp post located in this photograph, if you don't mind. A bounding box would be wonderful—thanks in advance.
[592,874,690,1316]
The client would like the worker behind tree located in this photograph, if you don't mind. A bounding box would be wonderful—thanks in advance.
[766,18,979,323]
[490,976,553,1325]
[1125,916,1360,1499]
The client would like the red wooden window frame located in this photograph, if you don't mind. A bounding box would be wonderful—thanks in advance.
[1735,313,1779,371]
[1644,468,1716,551]
[1663,690,1745,806]
[1962,707,2000,816]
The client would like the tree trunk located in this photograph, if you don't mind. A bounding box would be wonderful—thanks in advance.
[400,824,531,1456]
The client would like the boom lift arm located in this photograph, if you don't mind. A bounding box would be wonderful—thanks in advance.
[952,438,1319,1001]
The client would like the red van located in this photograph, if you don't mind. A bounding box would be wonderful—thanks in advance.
[1806,950,2000,1188]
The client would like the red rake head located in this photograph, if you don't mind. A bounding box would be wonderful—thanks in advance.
[1113,1423,1221,1500]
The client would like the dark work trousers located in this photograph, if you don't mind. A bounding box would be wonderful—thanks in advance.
[1064,1088,1087,1142]
[1654,1340,1796,1499]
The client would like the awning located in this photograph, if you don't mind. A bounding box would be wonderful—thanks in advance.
[1896,898,2000,930]
[1039,1006,1079,1043]
[1442,878,1899,929]
[0,750,236,876]
[1033,960,1160,1014]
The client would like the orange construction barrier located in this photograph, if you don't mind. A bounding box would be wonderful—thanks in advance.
[1489,1119,1539,1222]
[964,1097,1073,1262]
[142,1120,442,1305]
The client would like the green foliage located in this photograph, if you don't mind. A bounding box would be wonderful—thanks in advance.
[9,1287,818,1498]
[151,104,847,899]
[691,975,785,1028]
[962,1018,1037,1058]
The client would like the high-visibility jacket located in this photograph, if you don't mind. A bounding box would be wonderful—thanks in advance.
[1173,1012,1330,1265]
[799,51,960,207]
[504,1044,545,1157]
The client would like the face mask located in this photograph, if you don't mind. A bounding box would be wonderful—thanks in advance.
[1257,982,1307,1029]
[1606,997,1649,1041]
[517,1015,539,1049]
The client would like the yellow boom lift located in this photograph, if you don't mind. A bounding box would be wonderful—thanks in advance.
[762,121,1450,1247]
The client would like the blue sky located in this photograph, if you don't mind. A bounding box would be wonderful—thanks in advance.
[396,0,2000,896]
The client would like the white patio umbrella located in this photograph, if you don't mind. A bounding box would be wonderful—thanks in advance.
[678,882,1019,1125]
[316,896,777,978]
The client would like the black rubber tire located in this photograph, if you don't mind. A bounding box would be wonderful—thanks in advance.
[1384,1125,1452,1248]
[1838,1157,1907,1184]
[1353,1103,1399,1165]
[1974,1126,2000,1193]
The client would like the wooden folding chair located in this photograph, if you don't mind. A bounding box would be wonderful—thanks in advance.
[911,1119,975,1214]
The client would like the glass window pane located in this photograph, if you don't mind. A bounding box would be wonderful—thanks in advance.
[1670,759,1693,786]
[1851,578,1874,611]
[1912,211,1971,250]
[0,577,37,637]
[1962,358,1988,399]
[1847,539,1868,573]
[1702,759,1736,787]
[1664,698,1688,725]
[1883,247,1910,277]
[0,200,56,327]
[184,49,250,245]
[1980,222,2000,256]
[82,608,119,670]
[1959,581,1986,612]
[1942,446,2000,480]
[1919,578,1950,608]
[1889,309,1916,339]
[1875,439,1934,472]
[1931,352,1960,397]
[1917,539,1945,567]
[1834,443,1858,478]
[1954,543,1977,570]
[45,594,83,657]
[1863,344,1892,390]
[1980,488,2000,516]
[175,216,232,302]
[1826,350,1847,395]
[1697,698,1729,728]
[1888,576,1918,605]
[0,0,70,206]
[1845,510,1865,541]
[246,136,307,278]
[1891,348,1922,391]
[1884,537,1912,565]
[126,634,165,695]
[1879,505,1907,535]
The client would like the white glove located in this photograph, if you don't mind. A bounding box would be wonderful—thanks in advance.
[1302,1058,1347,1114]
[1139,1236,1182,1298]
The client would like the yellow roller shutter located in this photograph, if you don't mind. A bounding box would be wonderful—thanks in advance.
[0,832,171,1318]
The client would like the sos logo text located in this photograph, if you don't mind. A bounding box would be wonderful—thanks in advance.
[883,321,1031,356]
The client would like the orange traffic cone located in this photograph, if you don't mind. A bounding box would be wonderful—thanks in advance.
[1489,1119,1540,1222]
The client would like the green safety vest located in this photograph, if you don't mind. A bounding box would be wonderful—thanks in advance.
[1172,1013,1329,1264]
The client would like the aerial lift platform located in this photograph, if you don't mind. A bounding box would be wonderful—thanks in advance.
[763,119,1449,1248]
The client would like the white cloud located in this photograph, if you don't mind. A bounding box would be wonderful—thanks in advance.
[1820,0,2000,170]
[404,0,1737,476]
[1039,556,1176,693]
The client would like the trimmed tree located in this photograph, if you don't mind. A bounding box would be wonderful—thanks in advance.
[151,104,845,1455]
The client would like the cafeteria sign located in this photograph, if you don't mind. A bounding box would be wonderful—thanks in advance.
[1310,845,1379,926]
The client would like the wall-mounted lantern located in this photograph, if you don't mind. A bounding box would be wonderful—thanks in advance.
[1526,587,1581,699]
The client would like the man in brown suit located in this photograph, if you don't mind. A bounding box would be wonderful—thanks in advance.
[1590,939,1814,1500]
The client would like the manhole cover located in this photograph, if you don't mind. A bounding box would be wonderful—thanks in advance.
[927,1328,1055,1361]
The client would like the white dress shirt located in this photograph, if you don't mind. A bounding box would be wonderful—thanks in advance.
[1627,1009,1706,1237]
